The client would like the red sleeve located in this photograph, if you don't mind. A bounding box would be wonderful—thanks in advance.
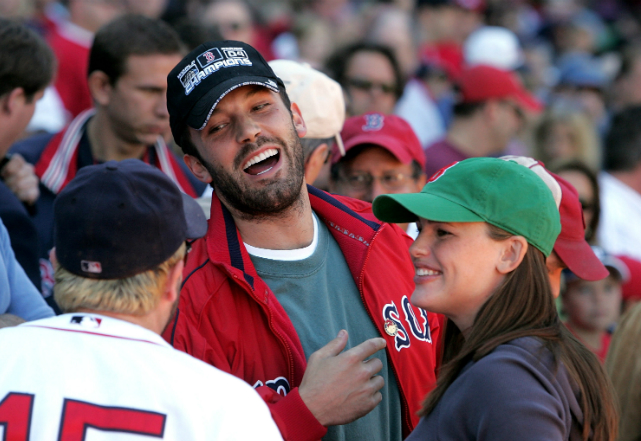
[164,309,327,441]
[257,387,327,441]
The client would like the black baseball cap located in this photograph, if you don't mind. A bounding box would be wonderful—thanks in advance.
[54,159,207,279]
[167,40,283,144]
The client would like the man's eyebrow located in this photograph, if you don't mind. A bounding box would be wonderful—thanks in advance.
[245,86,271,98]
[211,86,270,116]
[135,83,164,91]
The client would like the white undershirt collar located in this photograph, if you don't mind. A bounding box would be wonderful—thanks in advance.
[244,214,319,261]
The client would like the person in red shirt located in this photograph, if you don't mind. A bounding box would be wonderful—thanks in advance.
[46,0,128,120]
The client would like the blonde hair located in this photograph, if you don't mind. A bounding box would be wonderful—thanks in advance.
[533,109,601,172]
[54,243,186,315]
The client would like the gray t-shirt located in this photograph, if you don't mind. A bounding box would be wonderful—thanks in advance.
[248,213,403,441]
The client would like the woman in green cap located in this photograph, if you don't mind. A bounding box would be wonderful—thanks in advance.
[373,157,617,440]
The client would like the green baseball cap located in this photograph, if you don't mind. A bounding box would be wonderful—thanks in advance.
[372,157,561,256]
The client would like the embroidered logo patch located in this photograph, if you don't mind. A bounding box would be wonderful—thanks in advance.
[362,113,384,131]
[428,161,459,183]
[177,46,253,95]
[382,301,410,351]
[81,260,102,274]
[252,376,290,396]
[382,296,432,351]
[197,48,223,68]
[70,315,102,328]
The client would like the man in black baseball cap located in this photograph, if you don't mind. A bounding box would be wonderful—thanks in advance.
[53,159,206,282]
[164,41,441,441]
[168,43,282,137]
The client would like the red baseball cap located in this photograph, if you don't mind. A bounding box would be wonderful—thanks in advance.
[553,173,609,281]
[333,113,426,170]
[617,255,641,302]
[421,43,464,80]
[501,155,608,280]
[457,65,543,112]
[454,0,485,12]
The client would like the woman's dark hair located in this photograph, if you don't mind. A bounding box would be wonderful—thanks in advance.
[421,225,618,440]
[550,159,601,244]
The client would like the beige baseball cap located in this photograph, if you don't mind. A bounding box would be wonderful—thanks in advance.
[269,59,345,156]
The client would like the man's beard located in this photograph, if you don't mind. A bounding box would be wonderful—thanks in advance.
[203,126,306,221]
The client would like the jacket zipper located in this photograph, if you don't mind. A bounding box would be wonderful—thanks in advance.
[357,224,413,435]
[231,270,297,390]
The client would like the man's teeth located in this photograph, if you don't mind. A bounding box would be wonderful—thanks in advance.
[244,148,278,170]
[416,268,439,276]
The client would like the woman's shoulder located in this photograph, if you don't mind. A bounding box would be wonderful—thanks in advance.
[444,337,580,439]
[460,336,575,400]
[471,337,553,370]
[492,336,554,363]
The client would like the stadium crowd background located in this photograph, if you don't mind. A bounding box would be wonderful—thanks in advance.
[4,0,641,439]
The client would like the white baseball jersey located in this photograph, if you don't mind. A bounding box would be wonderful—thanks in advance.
[0,313,283,441]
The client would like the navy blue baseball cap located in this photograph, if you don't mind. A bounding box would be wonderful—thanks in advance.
[54,160,207,279]
[167,40,283,145]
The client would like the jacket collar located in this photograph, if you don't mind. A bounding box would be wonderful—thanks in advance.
[205,185,382,291]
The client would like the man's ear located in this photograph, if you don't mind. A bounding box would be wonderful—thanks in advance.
[304,142,328,185]
[49,247,58,269]
[0,88,25,115]
[87,71,113,107]
[163,259,184,304]
[183,153,212,184]
[290,102,307,139]
[497,236,528,274]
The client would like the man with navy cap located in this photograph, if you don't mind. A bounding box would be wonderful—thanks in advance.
[164,41,442,440]
[0,159,283,440]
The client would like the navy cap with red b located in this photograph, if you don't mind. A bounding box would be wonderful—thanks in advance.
[167,40,283,145]
[53,160,207,279]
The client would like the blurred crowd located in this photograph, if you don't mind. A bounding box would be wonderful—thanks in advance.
[5,0,640,341]
[4,0,641,439]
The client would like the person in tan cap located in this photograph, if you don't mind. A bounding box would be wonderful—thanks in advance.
[268,60,346,189]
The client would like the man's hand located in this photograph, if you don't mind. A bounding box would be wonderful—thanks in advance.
[1,154,39,205]
[298,330,387,426]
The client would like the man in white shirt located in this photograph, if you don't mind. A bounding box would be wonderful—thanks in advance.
[0,159,282,440]
[598,106,641,261]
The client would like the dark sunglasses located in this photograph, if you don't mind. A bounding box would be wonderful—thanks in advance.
[346,78,396,95]
[579,199,595,212]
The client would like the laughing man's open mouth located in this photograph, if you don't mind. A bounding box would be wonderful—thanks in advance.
[243,148,280,176]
